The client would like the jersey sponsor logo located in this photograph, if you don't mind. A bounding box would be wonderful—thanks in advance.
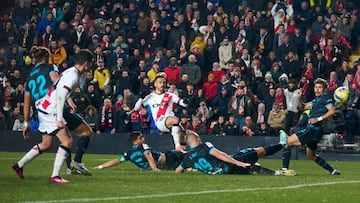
[156,93,172,119]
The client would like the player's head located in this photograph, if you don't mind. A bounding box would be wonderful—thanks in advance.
[314,78,328,96]
[185,130,201,146]
[128,131,144,144]
[153,75,167,92]
[75,49,93,71]
[31,46,50,64]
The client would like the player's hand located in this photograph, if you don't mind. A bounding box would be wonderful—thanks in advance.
[96,130,101,135]
[110,128,116,135]
[309,118,319,124]
[22,126,31,139]
[56,121,66,128]
[152,168,161,172]
[69,104,77,113]
[234,161,251,168]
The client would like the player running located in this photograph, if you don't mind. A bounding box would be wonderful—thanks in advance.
[12,49,93,184]
[133,75,188,151]
[11,46,63,181]
[175,130,296,176]
[279,78,341,175]
[11,47,92,180]
[94,132,183,171]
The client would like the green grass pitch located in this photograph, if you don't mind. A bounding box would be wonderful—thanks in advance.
[1,152,360,203]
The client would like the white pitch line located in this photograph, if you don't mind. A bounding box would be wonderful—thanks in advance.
[20,180,360,203]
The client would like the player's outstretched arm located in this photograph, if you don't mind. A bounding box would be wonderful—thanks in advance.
[94,159,121,169]
[210,148,250,168]
[144,151,160,171]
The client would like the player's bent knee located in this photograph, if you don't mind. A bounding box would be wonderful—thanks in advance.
[75,123,93,137]
[168,117,179,125]
[39,142,52,151]
[254,147,265,157]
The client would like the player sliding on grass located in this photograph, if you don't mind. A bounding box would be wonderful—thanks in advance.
[279,78,340,175]
[175,130,296,176]
[132,75,188,151]
[94,132,183,171]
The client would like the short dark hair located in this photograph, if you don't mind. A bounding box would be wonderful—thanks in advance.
[75,49,92,65]
[154,75,166,82]
[128,132,142,143]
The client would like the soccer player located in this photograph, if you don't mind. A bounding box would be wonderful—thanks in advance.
[12,49,93,184]
[64,105,93,176]
[94,132,183,171]
[11,46,92,178]
[11,46,61,180]
[279,78,341,175]
[133,75,188,151]
[175,130,296,176]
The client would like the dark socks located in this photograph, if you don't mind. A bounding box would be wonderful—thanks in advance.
[282,148,291,169]
[315,156,334,173]
[264,144,283,156]
[74,136,90,163]
[66,151,72,169]
[253,165,276,175]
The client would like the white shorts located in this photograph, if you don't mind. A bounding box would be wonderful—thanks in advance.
[155,116,170,132]
[37,111,66,136]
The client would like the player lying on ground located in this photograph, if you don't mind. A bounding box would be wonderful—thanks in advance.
[175,130,296,176]
[132,75,188,151]
[279,78,340,175]
[94,132,184,171]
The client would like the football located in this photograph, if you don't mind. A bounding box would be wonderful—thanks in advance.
[334,86,349,104]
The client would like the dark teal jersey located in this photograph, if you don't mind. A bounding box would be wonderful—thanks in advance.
[122,143,162,170]
[179,142,230,174]
[25,64,58,102]
[310,92,334,120]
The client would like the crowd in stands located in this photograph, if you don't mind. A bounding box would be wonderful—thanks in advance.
[1,0,360,142]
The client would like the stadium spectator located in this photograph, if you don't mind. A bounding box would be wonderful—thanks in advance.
[211,87,231,119]
[36,12,56,37]
[92,59,111,92]
[41,0,63,23]
[97,98,116,135]
[284,79,301,133]
[212,115,227,136]
[187,115,207,135]
[267,102,286,136]
[202,73,218,103]
[180,54,201,87]
[12,114,25,131]
[84,105,99,133]
[48,39,67,66]
[218,36,233,70]
[164,57,181,84]
[252,103,268,128]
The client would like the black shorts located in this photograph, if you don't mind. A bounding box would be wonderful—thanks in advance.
[63,106,84,131]
[296,124,323,151]
[230,148,259,174]
[164,150,184,170]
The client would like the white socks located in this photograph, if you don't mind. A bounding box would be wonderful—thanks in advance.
[18,144,41,168]
[171,125,181,149]
[51,146,69,177]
